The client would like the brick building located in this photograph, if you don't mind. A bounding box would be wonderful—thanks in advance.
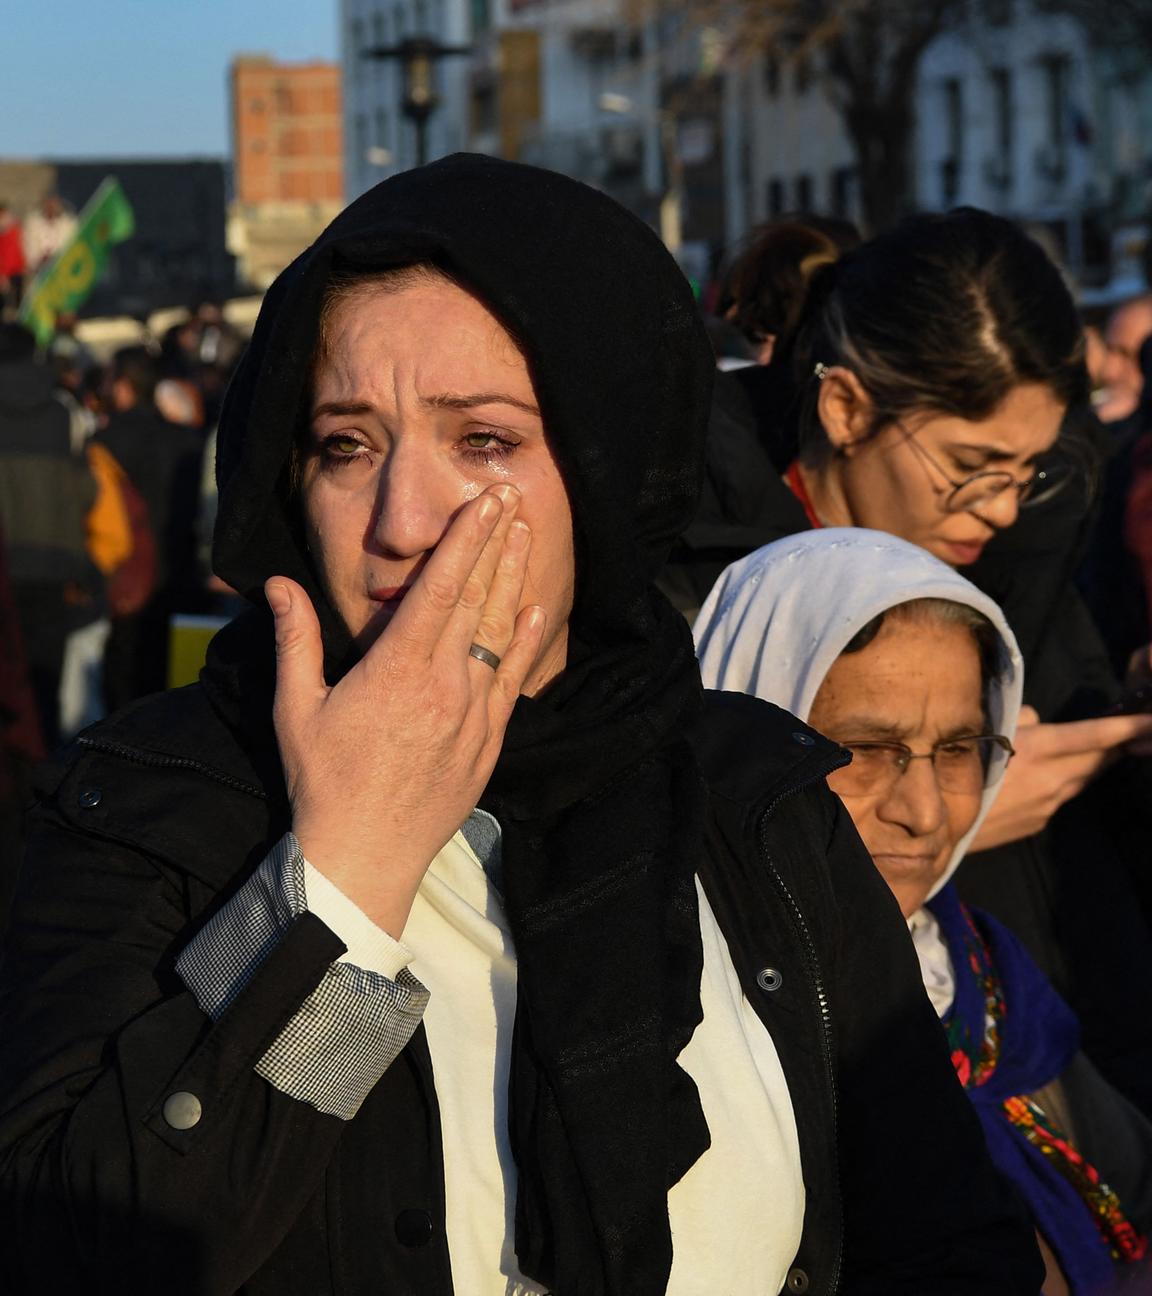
[229,56,344,288]
[232,56,343,204]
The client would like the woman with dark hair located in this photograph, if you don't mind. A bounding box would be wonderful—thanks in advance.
[684,208,1152,1118]
[0,158,1039,1294]
[696,529,1152,1296]
[716,214,861,366]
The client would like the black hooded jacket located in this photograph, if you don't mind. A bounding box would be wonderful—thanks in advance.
[0,156,1040,1295]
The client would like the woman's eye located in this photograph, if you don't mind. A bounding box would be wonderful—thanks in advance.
[321,435,364,456]
[317,434,369,467]
[461,429,519,460]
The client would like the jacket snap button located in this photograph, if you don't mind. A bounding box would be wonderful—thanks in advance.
[78,787,102,808]
[162,1091,202,1130]
[395,1208,433,1247]
[791,732,815,747]
[756,967,783,992]
[786,1268,810,1293]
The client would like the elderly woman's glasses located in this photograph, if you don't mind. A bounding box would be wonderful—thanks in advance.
[829,735,1015,798]
[898,425,1069,512]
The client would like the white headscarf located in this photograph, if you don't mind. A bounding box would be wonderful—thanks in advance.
[693,528,1025,1014]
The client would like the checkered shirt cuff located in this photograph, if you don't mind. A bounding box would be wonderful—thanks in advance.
[175,833,429,1120]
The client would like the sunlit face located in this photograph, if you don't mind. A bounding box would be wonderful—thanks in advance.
[829,383,1065,567]
[1101,298,1152,415]
[808,616,986,918]
[301,275,575,694]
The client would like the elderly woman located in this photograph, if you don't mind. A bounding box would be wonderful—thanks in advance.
[0,158,1038,1295]
[696,528,1152,1296]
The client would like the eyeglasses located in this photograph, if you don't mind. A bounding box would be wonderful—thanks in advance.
[898,424,1069,512]
[827,734,1015,798]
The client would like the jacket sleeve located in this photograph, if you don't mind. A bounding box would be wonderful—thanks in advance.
[0,803,417,1294]
[176,831,427,1119]
[818,791,1045,1296]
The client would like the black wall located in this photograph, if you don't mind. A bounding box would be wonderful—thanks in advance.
[51,158,235,318]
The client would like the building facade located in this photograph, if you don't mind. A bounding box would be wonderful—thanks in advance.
[722,0,1152,290]
[229,55,344,290]
[340,0,473,200]
[915,1,1152,289]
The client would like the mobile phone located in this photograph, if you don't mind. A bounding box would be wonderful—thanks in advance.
[1106,683,1152,716]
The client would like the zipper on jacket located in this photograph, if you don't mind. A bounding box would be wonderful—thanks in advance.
[758,750,848,1296]
[76,735,267,799]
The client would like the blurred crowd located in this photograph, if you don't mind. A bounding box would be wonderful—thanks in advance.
[5,182,1152,1291]
[0,292,244,882]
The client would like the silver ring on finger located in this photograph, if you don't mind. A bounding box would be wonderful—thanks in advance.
[468,642,502,671]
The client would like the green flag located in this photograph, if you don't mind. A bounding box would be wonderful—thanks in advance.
[20,177,135,345]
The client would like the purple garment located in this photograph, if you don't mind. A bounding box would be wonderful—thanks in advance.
[929,882,1119,1295]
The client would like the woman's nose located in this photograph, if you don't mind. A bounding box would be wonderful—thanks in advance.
[876,758,947,838]
[970,484,1020,532]
[369,446,457,559]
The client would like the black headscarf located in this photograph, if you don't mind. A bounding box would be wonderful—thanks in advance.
[206,154,715,1293]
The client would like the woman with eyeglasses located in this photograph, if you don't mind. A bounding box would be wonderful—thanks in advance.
[695,529,1152,1296]
[682,207,1152,1121]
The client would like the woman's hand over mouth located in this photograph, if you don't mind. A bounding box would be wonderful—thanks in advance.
[265,483,545,937]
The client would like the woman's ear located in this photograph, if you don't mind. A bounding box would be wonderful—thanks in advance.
[817,366,875,457]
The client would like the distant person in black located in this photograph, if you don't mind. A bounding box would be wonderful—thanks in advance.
[0,322,100,747]
[98,346,204,706]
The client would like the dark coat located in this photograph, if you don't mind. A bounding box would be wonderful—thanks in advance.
[0,681,1041,1296]
[0,359,96,590]
[98,404,203,595]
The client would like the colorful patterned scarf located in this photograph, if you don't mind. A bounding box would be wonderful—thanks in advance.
[929,883,1147,1294]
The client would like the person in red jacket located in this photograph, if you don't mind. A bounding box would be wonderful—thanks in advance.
[0,203,26,316]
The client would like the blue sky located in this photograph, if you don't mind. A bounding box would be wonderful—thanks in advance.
[1,1,338,160]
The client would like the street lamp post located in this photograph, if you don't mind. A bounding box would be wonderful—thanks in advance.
[363,36,472,169]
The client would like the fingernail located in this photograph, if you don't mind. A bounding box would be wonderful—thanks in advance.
[478,494,502,524]
[526,605,546,632]
[492,484,521,508]
[266,581,292,616]
[507,519,531,549]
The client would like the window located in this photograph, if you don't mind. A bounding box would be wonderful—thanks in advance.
[831,166,855,218]
[414,0,427,33]
[795,173,813,210]
[1041,54,1070,151]
[372,12,386,50]
[1034,53,1070,185]
[767,177,785,217]
[471,0,492,34]
[375,107,389,149]
[355,112,369,164]
[940,77,963,205]
[988,66,1013,191]
[350,18,364,75]
[763,53,780,97]
[794,53,812,96]
[394,2,407,39]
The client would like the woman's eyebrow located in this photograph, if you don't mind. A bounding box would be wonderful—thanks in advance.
[943,440,1031,466]
[421,391,541,417]
[312,399,376,420]
[827,718,909,741]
